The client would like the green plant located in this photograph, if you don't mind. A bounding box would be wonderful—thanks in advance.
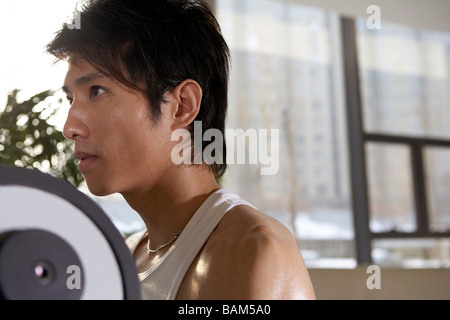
[0,89,84,187]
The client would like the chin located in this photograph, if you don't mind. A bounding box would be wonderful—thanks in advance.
[88,188,113,197]
[85,181,116,197]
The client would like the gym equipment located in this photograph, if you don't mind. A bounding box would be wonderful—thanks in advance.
[0,166,141,300]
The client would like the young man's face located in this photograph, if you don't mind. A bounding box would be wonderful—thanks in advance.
[62,57,174,196]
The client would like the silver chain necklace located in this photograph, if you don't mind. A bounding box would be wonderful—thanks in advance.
[146,229,184,254]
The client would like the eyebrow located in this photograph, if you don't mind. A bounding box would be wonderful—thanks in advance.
[62,72,106,93]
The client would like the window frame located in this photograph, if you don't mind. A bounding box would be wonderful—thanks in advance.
[341,17,450,264]
[210,0,450,265]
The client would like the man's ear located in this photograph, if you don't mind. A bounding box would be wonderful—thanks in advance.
[166,79,202,130]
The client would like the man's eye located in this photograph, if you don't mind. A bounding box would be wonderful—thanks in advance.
[90,86,106,98]
[66,96,74,104]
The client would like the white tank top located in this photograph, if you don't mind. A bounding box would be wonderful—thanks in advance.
[126,189,255,300]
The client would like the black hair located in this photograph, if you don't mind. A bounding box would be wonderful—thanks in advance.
[47,0,230,178]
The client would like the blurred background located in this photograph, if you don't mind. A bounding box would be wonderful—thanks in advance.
[1,0,449,299]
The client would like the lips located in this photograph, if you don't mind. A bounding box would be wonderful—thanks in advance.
[75,151,98,172]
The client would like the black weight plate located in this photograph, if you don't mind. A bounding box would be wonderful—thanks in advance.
[0,166,141,300]
[0,229,83,300]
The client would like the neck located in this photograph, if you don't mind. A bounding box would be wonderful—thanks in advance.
[121,165,220,249]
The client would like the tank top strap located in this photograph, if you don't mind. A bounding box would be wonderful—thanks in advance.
[136,188,254,300]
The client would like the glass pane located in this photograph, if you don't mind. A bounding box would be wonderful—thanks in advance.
[366,142,416,232]
[217,0,355,268]
[356,19,450,139]
[373,238,450,268]
[424,147,450,232]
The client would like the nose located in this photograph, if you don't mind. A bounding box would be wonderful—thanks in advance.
[62,101,90,141]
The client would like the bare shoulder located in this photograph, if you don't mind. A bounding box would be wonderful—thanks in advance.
[179,204,316,300]
[214,204,300,251]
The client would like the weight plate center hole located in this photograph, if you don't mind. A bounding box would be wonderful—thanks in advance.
[33,262,53,286]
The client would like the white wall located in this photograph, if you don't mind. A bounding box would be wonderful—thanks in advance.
[287,0,450,33]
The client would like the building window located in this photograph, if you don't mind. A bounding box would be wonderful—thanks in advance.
[365,142,416,233]
[216,0,355,268]
[355,18,450,267]
[214,0,450,269]
[357,19,450,139]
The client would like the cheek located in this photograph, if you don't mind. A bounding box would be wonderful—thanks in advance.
[109,117,170,169]
[101,96,174,173]
[106,104,150,148]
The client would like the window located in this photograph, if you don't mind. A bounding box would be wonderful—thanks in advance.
[355,18,450,267]
[357,19,450,139]
[214,0,450,268]
[425,147,450,232]
[365,142,416,233]
[216,0,355,268]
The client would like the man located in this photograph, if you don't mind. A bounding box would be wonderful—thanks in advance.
[48,0,315,299]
